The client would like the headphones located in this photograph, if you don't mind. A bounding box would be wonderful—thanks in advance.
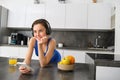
[45,20,52,35]
[31,19,52,36]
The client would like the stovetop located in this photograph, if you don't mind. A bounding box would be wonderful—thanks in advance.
[87,53,120,61]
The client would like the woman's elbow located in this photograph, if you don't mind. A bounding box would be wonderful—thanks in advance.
[39,61,48,68]
[40,63,46,68]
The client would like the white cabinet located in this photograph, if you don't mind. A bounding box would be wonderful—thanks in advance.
[7,4,26,28]
[0,46,38,60]
[46,3,88,29]
[7,3,112,29]
[7,4,45,28]
[45,4,65,29]
[19,47,38,60]
[25,4,45,28]
[63,49,86,63]
[19,47,27,59]
[88,3,111,30]
[0,46,19,57]
[96,66,120,80]
[65,3,88,29]
[56,49,64,59]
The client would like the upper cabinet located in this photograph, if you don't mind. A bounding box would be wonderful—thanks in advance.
[7,4,26,28]
[65,3,88,29]
[45,4,65,29]
[45,3,88,29]
[7,4,45,28]
[7,2,112,30]
[87,3,112,30]
[25,4,45,28]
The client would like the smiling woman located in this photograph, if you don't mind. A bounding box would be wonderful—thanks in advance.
[19,19,61,74]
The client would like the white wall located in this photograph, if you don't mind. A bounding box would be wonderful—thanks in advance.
[0,0,117,10]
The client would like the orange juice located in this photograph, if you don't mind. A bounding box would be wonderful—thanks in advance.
[9,57,17,66]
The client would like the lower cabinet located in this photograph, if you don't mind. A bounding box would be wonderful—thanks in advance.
[96,66,120,80]
[0,46,86,63]
[0,46,19,57]
[0,46,113,63]
[0,46,38,60]
[56,49,64,59]
[19,47,38,60]
[63,49,86,63]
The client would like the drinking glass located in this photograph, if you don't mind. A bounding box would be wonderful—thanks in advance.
[9,56,17,66]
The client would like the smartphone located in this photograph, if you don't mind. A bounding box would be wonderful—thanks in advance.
[17,62,33,71]
[21,64,31,70]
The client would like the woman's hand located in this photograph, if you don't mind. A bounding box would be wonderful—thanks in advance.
[19,65,31,74]
[35,36,48,45]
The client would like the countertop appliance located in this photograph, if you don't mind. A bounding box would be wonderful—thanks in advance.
[10,33,27,45]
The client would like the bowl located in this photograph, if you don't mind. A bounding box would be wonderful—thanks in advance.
[57,64,74,71]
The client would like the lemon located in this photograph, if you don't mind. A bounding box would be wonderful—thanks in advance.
[61,57,70,65]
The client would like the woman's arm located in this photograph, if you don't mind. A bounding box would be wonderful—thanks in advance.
[23,37,36,65]
[19,37,36,74]
[38,38,56,67]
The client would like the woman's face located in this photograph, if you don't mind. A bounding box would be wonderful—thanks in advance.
[33,24,47,38]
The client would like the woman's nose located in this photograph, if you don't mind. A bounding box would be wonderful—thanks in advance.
[36,32,39,36]
[36,33,39,36]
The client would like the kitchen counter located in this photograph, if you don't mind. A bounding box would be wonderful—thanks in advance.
[86,53,120,67]
[0,44,113,52]
[0,57,92,80]
[85,53,120,80]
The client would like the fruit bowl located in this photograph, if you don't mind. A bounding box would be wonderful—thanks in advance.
[57,63,74,71]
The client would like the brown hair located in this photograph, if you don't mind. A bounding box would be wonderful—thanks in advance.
[31,19,52,35]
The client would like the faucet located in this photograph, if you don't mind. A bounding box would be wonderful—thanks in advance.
[95,36,101,48]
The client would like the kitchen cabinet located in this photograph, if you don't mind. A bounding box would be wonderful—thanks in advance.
[7,4,26,28]
[45,4,65,29]
[0,46,19,57]
[0,46,113,62]
[19,47,27,59]
[25,4,45,28]
[56,49,64,59]
[7,4,45,28]
[65,3,88,29]
[0,46,38,60]
[63,49,86,63]
[7,3,112,29]
[19,47,38,59]
[46,3,88,29]
[0,46,86,63]
[96,66,120,80]
[88,3,111,30]
[7,3,88,29]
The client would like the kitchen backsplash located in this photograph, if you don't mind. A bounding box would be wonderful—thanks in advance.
[16,30,114,48]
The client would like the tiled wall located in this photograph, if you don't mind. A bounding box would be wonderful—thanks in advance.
[17,30,114,48]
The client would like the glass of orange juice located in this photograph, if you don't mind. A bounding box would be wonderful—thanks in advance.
[9,57,17,66]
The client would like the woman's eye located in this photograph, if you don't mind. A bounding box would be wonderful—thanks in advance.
[39,30,42,33]
[33,31,36,33]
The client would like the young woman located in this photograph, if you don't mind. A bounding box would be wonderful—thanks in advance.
[19,19,61,74]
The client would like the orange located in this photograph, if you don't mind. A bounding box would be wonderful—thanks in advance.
[66,55,75,64]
